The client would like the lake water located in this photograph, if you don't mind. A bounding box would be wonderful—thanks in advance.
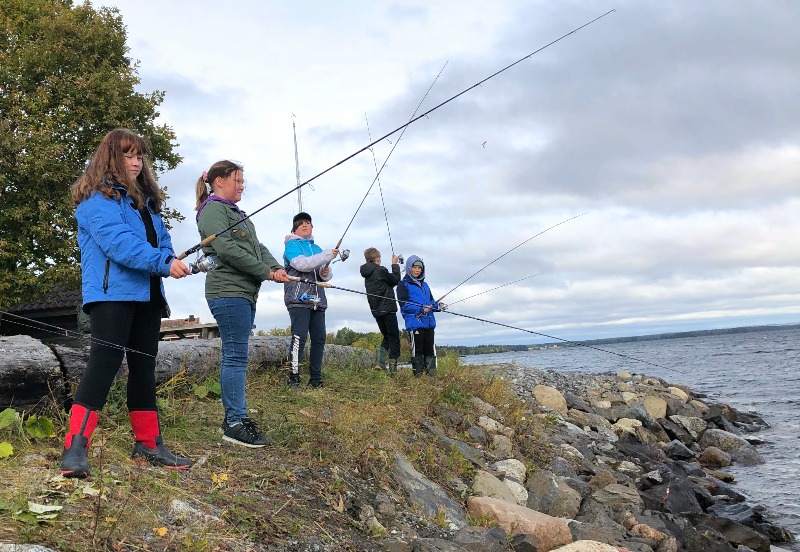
[460,327,800,547]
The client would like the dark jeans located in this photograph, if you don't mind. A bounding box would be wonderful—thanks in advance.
[288,307,326,385]
[74,300,161,411]
[375,312,401,360]
[208,297,256,424]
[407,327,436,359]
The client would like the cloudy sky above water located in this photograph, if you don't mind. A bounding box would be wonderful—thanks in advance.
[93,0,800,346]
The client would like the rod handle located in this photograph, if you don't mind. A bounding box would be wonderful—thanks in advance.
[287,275,332,288]
[177,234,218,260]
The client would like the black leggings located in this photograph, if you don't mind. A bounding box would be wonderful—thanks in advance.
[407,327,436,358]
[375,312,401,360]
[74,300,161,411]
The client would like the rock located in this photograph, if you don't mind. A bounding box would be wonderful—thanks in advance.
[472,470,518,504]
[533,384,568,414]
[591,483,644,514]
[525,469,582,518]
[550,540,622,552]
[642,396,667,419]
[392,452,467,530]
[697,446,731,468]
[452,526,508,552]
[467,496,572,548]
[666,387,689,404]
[699,429,749,452]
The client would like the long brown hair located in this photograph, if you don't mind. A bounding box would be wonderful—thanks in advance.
[195,160,244,210]
[70,129,164,212]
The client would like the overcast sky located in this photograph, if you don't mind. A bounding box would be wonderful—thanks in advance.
[93,0,800,346]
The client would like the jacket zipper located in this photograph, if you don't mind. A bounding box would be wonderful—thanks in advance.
[103,259,110,293]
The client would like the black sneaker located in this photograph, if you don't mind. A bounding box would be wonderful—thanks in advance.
[220,418,270,448]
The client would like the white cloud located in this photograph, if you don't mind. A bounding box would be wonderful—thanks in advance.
[97,0,800,344]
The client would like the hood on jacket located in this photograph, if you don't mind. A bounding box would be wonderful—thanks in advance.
[360,262,379,278]
[284,233,315,244]
[404,254,424,282]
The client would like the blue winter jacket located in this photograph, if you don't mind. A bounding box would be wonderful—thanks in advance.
[76,184,175,313]
[283,233,336,310]
[397,255,439,330]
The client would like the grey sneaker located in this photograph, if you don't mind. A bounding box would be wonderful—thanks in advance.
[220,417,269,448]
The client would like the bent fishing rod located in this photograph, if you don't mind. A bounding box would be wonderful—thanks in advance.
[285,276,685,375]
[176,10,615,261]
[435,213,588,303]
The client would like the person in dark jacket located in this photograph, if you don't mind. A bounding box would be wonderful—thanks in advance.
[396,255,442,377]
[283,212,338,388]
[359,247,401,375]
[61,129,192,478]
[196,160,289,448]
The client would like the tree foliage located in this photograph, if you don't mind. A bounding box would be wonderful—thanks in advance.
[0,0,182,309]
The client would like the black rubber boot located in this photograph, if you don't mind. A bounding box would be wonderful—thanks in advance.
[60,434,90,478]
[375,347,389,370]
[410,356,425,377]
[131,436,191,470]
[425,356,437,377]
[388,358,398,377]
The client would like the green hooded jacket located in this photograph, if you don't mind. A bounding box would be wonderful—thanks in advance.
[197,200,282,303]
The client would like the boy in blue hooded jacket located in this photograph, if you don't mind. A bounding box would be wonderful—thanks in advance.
[396,255,442,376]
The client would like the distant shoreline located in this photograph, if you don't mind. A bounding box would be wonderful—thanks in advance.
[447,322,800,356]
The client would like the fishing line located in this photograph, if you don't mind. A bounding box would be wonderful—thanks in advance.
[176,10,615,260]
[445,273,544,307]
[285,276,684,374]
[435,212,588,303]
[333,61,449,251]
[366,114,394,256]
[0,310,156,358]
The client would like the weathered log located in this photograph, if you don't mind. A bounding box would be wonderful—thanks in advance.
[0,335,64,411]
[1,335,372,411]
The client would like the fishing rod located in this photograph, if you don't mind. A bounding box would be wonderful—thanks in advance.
[445,273,544,307]
[176,10,615,261]
[285,277,685,374]
[434,213,588,304]
[365,114,398,261]
[0,310,156,358]
[326,61,449,268]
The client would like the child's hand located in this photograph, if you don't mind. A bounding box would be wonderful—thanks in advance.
[169,259,191,279]
[270,268,290,283]
[423,305,431,314]
[331,248,339,258]
[391,255,399,264]
[320,267,330,278]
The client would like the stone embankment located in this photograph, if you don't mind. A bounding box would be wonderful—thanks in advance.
[375,364,796,551]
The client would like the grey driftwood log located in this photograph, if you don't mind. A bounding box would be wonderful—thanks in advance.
[0,335,372,411]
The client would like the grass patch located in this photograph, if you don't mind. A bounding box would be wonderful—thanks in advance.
[0,353,552,550]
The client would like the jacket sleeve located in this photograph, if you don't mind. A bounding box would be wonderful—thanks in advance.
[397,282,422,316]
[154,211,177,276]
[385,264,401,285]
[78,194,173,277]
[198,203,270,281]
[285,240,336,272]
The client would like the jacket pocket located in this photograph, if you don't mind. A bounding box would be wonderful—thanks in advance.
[103,259,110,293]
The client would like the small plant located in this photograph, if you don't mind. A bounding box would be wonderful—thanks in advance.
[192,377,222,399]
[441,385,471,408]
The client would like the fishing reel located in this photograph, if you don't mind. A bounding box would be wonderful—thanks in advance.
[299,292,321,308]
[397,254,404,265]
[331,249,350,264]
[189,254,217,274]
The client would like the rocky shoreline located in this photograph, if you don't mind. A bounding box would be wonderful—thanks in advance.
[2,356,797,551]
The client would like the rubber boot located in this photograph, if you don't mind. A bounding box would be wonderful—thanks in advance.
[410,356,425,377]
[425,356,437,378]
[375,346,388,370]
[388,358,398,377]
[60,404,98,479]
[129,410,191,470]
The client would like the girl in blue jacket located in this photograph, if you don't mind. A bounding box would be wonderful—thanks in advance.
[396,255,442,377]
[61,129,192,478]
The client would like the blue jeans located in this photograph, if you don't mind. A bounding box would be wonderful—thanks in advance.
[208,297,256,424]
